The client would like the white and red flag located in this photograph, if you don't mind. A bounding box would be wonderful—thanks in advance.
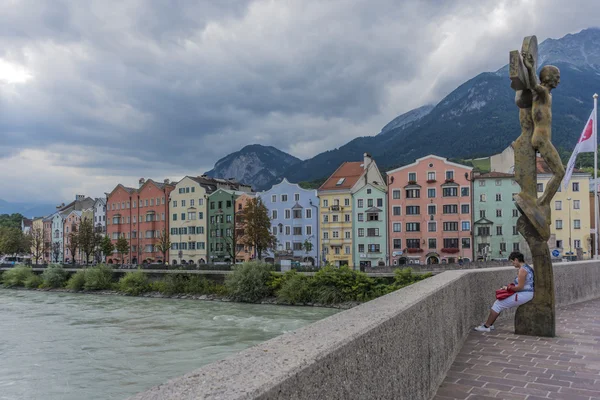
[563,110,596,189]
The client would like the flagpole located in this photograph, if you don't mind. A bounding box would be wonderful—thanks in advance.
[594,93,599,259]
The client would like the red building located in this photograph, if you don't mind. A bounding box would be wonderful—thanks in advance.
[106,178,175,264]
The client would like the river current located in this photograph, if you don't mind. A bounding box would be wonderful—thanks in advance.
[0,290,338,400]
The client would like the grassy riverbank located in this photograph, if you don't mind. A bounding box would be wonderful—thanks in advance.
[0,263,431,308]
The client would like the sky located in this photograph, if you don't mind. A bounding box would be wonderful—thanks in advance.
[1,0,599,204]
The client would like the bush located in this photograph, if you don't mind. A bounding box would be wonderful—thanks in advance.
[159,274,188,295]
[2,266,36,287]
[66,270,87,291]
[392,268,432,289]
[184,275,211,294]
[225,262,275,302]
[118,270,150,296]
[276,271,312,304]
[41,265,68,288]
[24,274,43,289]
[84,265,114,290]
[310,266,375,303]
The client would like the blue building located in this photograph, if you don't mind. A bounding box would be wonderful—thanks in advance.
[258,178,320,266]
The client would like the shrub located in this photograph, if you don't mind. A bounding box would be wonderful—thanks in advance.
[310,266,375,303]
[184,275,211,295]
[149,280,167,293]
[41,265,68,288]
[276,271,312,304]
[2,266,36,287]
[66,270,86,291]
[118,270,150,296]
[225,262,275,302]
[159,274,188,295]
[24,274,43,289]
[83,265,114,290]
[392,268,432,289]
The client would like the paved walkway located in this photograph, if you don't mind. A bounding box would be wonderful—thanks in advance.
[434,298,600,400]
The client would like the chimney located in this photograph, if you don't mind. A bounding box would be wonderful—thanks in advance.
[139,178,145,188]
[363,153,372,170]
[75,194,85,201]
[164,178,170,184]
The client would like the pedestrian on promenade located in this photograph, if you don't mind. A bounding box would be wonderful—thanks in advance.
[474,251,534,332]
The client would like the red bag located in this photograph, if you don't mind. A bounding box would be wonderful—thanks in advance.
[496,284,516,300]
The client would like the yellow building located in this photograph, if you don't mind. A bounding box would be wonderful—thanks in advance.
[538,160,591,259]
[318,154,384,268]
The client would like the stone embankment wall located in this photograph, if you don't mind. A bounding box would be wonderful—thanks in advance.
[130,261,600,400]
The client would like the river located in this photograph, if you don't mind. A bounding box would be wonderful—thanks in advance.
[0,290,339,400]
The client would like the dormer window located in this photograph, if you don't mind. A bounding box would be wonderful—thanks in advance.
[336,178,345,186]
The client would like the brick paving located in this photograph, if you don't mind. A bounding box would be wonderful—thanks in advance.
[433,298,600,400]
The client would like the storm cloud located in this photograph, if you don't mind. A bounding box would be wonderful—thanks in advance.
[1,0,598,202]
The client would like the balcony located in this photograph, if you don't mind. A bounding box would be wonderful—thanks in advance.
[330,205,341,212]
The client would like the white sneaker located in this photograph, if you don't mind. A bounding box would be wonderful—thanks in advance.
[474,324,491,332]
[490,325,495,330]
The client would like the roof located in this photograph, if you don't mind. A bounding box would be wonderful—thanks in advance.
[536,157,585,174]
[319,162,364,191]
[386,154,473,174]
[475,172,515,179]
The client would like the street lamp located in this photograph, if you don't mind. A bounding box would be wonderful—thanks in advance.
[567,197,572,258]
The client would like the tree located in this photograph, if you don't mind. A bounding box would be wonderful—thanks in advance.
[52,241,62,263]
[115,237,130,265]
[0,227,31,256]
[30,227,45,264]
[93,233,104,263]
[0,213,25,229]
[238,198,276,260]
[78,218,96,264]
[100,236,115,262]
[155,229,171,264]
[67,225,79,264]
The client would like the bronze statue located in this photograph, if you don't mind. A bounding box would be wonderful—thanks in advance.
[510,35,560,337]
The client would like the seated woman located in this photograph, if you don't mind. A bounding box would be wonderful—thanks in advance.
[475,251,534,332]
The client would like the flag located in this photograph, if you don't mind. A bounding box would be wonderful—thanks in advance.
[563,110,596,189]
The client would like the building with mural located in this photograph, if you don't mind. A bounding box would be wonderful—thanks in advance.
[259,178,319,266]
[352,181,388,268]
[318,154,385,268]
[387,155,473,265]
[472,172,520,261]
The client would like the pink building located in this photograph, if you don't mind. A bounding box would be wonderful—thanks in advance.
[387,155,473,265]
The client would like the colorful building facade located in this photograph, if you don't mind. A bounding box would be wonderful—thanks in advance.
[259,178,319,266]
[234,193,257,263]
[352,182,388,268]
[207,189,243,263]
[387,155,473,265]
[472,172,521,261]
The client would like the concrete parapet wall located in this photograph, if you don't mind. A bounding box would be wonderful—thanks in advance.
[130,261,600,400]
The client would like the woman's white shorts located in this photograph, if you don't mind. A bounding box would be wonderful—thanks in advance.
[492,291,534,313]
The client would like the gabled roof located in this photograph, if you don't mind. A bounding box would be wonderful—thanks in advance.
[536,157,585,174]
[474,217,494,225]
[319,162,364,191]
[365,206,382,213]
[386,154,473,174]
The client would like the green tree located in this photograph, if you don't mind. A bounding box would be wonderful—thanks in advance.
[77,218,96,264]
[67,226,79,264]
[0,213,25,229]
[100,236,115,262]
[0,227,31,256]
[237,198,276,260]
[302,239,313,254]
[93,233,104,263]
[115,237,130,265]
[155,229,171,265]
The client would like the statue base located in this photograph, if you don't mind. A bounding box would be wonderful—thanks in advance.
[515,298,556,337]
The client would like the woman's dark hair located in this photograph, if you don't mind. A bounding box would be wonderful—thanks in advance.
[508,251,525,262]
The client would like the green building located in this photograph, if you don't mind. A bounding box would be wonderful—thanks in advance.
[207,189,241,263]
[352,182,388,268]
[472,172,521,261]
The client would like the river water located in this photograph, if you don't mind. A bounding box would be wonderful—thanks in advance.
[0,290,338,400]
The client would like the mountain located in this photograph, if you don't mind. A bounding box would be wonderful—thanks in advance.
[378,105,434,136]
[0,199,58,218]
[204,144,301,191]
[281,27,600,183]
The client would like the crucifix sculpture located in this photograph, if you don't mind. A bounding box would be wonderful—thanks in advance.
[510,35,562,337]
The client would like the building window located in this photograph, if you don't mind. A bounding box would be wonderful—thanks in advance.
[443,205,458,214]
[345,246,350,255]
[406,189,420,199]
[345,231,351,239]
[358,244,365,253]
[443,238,459,248]
[198,212,203,220]
[393,223,401,232]
[306,226,312,235]
[367,189,372,194]
[344,199,350,206]
[293,209,302,219]
[496,193,502,201]
[271,195,276,203]
[462,238,471,249]
[366,228,379,237]
[181,213,186,221]
[462,221,470,231]
[427,171,436,181]
[272,210,278,219]
[574,239,581,248]
[408,172,417,182]
[406,206,420,215]
[513,243,520,251]
[293,227,302,235]
[572,182,579,192]
[393,239,402,249]
[461,204,469,214]
[496,226,503,236]
[573,200,580,209]
[443,222,458,231]
[367,199,373,208]
[556,220,563,229]
[393,206,401,216]
[443,187,458,197]
[190,199,195,206]
[294,193,300,202]
[499,242,507,252]
[495,179,502,186]
[513,226,518,235]
[461,187,469,197]
[537,183,544,192]
[479,194,487,202]
[406,222,420,232]
[479,210,486,219]
[306,209,312,218]
[574,219,581,229]
[358,199,364,208]
[478,227,490,236]
[172,214,177,221]
[428,188,436,198]
[332,215,339,223]
[367,213,378,221]
[479,180,486,187]
[512,209,519,217]
[345,214,350,222]
[323,232,329,239]
[393,190,401,199]
[285,210,291,219]
[496,209,502,217]
[377,198,383,207]
[323,200,328,207]
[428,205,436,215]
[281,194,288,202]
[406,239,420,249]
[368,244,380,253]
[428,222,436,232]
[428,238,436,249]
[358,213,364,222]
[358,228,364,237]
[555,201,562,210]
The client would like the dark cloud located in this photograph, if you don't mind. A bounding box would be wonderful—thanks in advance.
[0,0,599,202]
